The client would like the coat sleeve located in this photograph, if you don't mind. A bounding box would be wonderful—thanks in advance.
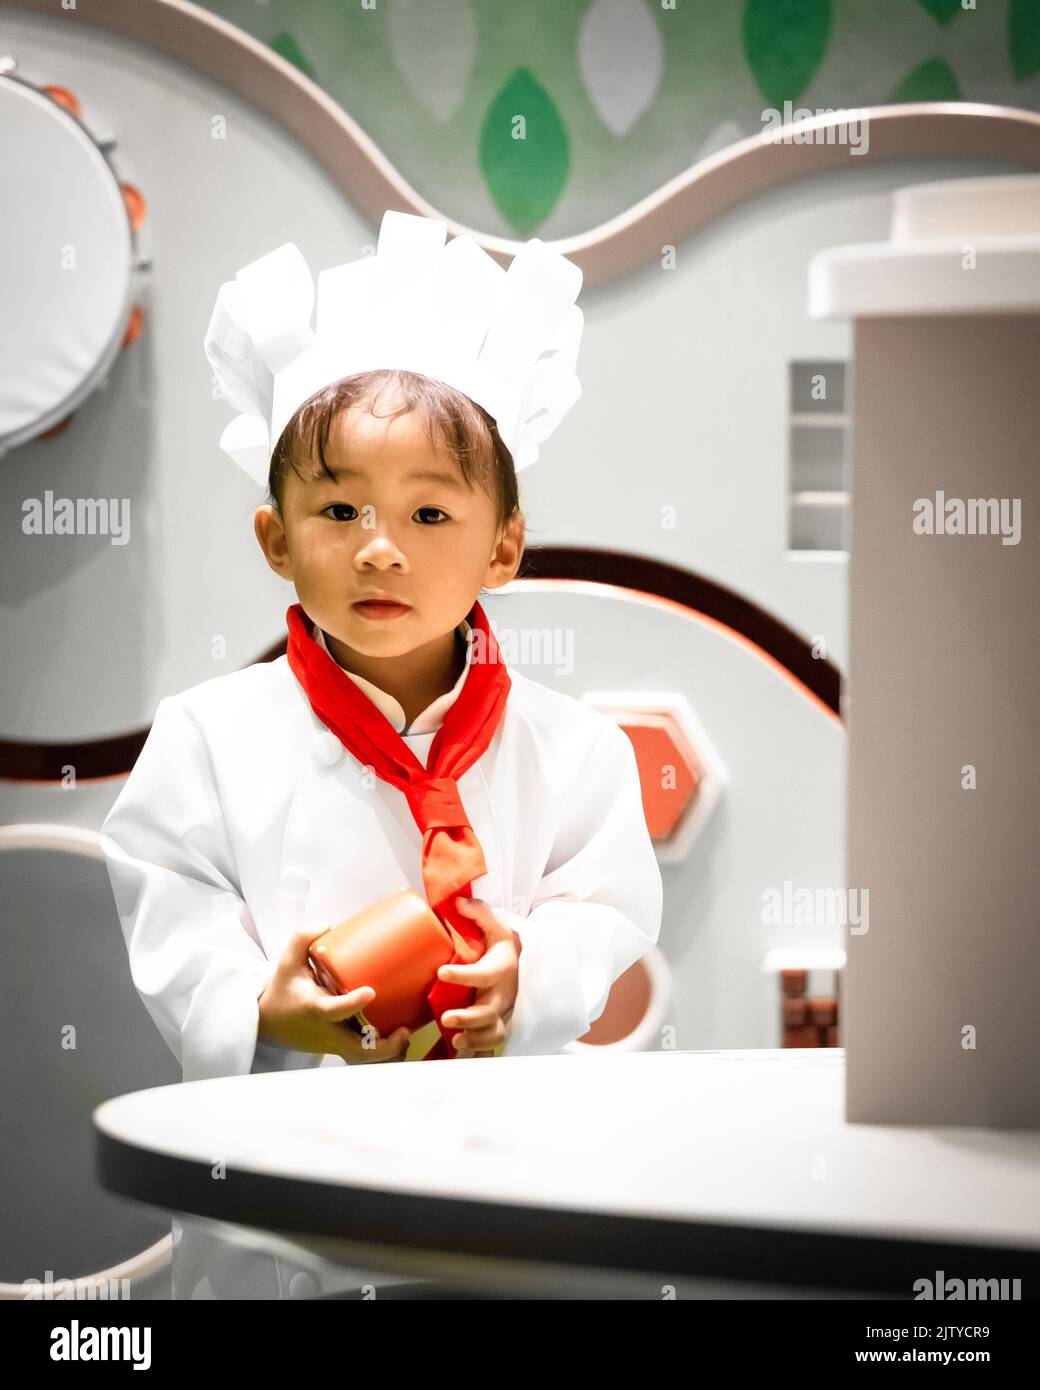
[495,716,663,1057]
[100,694,281,1083]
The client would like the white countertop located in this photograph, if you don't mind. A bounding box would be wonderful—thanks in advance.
[94,1049,1040,1251]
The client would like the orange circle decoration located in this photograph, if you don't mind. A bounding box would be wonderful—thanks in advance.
[121,182,146,231]
[38,414,74,441]
[41,84,80,118]
[122,304,144,347]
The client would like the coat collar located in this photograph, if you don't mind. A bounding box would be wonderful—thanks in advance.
[311,619,473,736]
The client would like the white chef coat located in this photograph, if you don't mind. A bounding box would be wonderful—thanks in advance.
[100,615,663,1298]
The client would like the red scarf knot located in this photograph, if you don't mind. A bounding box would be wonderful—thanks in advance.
[284,599,511,1059]
[406,777,469,828]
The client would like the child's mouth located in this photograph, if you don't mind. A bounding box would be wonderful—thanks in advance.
[352,600,411,621]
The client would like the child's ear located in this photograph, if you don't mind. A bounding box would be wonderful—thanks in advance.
[254,504,294,579]
[491,514,525,583]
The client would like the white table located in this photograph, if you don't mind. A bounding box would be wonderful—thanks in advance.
[94,1050,1040,1298]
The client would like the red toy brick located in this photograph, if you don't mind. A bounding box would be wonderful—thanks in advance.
[783,1024,820,1047]
[783,998,808,1026]
[808,997,837,1027]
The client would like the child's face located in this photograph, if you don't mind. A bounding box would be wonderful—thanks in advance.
[254,399,523,661]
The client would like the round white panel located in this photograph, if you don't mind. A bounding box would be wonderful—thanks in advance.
[0,74,133,452]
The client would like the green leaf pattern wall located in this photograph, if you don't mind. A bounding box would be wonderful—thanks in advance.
[201,0,1040,235]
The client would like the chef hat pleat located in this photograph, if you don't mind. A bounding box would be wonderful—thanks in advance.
[203,210,584,484]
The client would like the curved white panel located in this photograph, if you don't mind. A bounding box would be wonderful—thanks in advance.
[0,829,179,1290]
[483,584,845,1051]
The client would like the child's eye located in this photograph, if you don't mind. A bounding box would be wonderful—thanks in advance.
[322,503,449,524]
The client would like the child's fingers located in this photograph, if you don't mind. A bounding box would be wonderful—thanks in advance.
[384,1027,412,1061]
[454,897,510,940]
[318,985,376,1021]
[453,1023,505,1050]
[291,923,339,967]
[437,958,503,988]
[439,936,516,985]
[441,1001,500,1030]
[338,1025,410,1064]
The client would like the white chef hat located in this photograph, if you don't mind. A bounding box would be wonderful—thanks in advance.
[203,209,584,488]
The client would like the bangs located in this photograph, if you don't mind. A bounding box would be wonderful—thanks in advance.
[268,369,520,528]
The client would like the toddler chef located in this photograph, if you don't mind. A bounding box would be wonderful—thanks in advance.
[101,211,663,1298]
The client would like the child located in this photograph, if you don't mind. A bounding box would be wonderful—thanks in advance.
[100,212,663,1299]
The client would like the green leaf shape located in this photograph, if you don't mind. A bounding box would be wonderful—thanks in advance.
[271,32,316,81]
[1010,0,1040,78]
[742,0,832,109]
[478,67,569,234]
[889,57,961,102]
[917,0,961,24]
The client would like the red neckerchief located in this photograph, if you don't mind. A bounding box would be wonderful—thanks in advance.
[285,599,510,1059]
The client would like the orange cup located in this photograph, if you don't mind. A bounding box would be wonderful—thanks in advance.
[308,888,456,1038]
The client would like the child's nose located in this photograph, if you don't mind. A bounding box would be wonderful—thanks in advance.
[355,533,407,565]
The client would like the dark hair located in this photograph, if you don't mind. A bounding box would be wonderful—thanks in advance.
[268,369,523,533]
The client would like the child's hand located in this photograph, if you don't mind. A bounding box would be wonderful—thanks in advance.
[437,897,520,1058]
[258,925,411,1064]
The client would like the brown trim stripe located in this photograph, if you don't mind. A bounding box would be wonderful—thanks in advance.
[517,547,842,717]
[0,547,841,783]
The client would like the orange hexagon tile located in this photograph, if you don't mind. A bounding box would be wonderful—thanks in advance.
[618,712,704,840]
[583,693,727,859]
